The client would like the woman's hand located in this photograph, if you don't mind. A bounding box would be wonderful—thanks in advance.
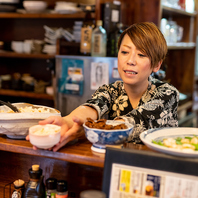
[52,116,85,152]
[26,115,85,152]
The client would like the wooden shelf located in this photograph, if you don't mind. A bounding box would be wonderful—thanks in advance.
[0,11,95,19]
[0,89,54,100]
[167,42,196,50]
[0,50,55,59]
[162,5,197,17]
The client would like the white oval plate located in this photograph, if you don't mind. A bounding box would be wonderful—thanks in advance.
[140,127,198,157]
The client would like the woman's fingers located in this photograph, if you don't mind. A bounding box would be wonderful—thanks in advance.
[26,135,29,141]
[53,120,84,152]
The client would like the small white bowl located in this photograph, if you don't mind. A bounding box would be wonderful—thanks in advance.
[29,124,61,149]
[23,1,47,12]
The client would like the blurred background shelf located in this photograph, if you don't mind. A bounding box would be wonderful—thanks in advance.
[162,5,197,16]
[0,89,54,100]
[0,12,95,19]
[0,50,55,59]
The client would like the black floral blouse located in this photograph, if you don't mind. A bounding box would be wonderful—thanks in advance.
[82,76,180,143]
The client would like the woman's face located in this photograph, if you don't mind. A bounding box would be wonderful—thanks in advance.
[118,34,160,89]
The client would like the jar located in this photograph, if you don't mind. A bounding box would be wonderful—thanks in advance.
[186,0,194,13]
[166,20,177,44]
[12,179,25,198]
[46,178,57,198]
[80,190,106,198]
[1,74,11,89]
[56,180,68,198]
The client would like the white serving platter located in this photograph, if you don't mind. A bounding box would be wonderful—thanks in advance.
[140,127,198,157]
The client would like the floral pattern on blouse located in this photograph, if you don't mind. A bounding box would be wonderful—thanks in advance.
[82,76,179,143]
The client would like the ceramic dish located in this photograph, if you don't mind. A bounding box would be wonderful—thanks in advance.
[83,120,134,153]
[0,103,61,139]
[23,1,47,13]
[140,127,198,157]
[29,124,61,149]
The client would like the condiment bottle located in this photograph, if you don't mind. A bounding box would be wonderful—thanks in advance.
[80,5,94,56]
[12,179,25,198]
[56,180,68,198]
[91,20,107,57]
[80,190,106,198]
[46,178,57,198]
[23,164,45,198]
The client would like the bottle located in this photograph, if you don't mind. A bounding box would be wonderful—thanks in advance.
[109,23,124,57]
[56,180,68,198]
[46,178,57,198]
[80,6,94,56]
[23,164,45,198]
[80,190,106,198]
[91,20,107,57]
[114,23,124,56]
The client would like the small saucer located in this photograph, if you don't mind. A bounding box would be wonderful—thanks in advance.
[91,144,106,153]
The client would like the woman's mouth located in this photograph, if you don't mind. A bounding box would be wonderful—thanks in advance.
[124,70,138,75]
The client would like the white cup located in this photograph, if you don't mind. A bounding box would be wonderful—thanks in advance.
[23,42,32,53]
[11,41,23,53]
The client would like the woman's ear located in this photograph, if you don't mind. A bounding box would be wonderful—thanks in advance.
[153,60,162,73]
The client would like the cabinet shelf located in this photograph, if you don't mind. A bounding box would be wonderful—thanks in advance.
[0,89,54,100]
[0,50,55,59]
[162,5,197,16]
[167,42,196,50]
[0,11,95,19]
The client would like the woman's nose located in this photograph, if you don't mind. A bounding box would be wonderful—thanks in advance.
[127,53,136,66]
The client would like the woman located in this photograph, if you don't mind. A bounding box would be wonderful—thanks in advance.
[27,22,179,151]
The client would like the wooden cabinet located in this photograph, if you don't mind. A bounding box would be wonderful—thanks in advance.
[0,5,95,107]
[160,3,197,126]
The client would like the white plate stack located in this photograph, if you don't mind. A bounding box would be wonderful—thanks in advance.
[54,2,82,14]
[73,21,83,43]
[43,25,62,54]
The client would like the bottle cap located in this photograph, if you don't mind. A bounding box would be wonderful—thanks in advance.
[32,164,39,171]
[57,180,68,192]
[46,178,57,190]
[13,179,25,189]
[80,190,106,198]
[96,20,103,26]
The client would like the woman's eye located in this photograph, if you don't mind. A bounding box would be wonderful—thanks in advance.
[121,50,128,54]
[138,53,146,57]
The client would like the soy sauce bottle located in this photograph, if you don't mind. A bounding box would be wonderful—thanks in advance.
[23,164,45,198]
[80,5,94,56]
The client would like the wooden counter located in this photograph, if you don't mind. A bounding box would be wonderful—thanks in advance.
[0,134,151,197]
[0,134,104,168]
[0,134,105,197]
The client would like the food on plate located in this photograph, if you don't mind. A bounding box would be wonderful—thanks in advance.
[152,135,198,151]
[85,117,127,130]
[30,124,60,135]
[0,106,51,113]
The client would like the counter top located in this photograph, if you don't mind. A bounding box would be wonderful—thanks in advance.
[0,134,152,168]
[0,134,105,167]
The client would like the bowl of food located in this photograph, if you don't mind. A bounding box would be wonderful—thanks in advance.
[0,103,61,139]
[29,124,61,149]
[83,118,134,153]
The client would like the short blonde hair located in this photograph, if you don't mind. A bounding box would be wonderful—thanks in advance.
[118,22,167,69]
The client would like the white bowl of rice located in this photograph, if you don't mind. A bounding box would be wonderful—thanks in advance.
[0,103,61,139]
[29,124,61,149]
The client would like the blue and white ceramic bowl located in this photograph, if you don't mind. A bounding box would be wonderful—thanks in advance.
[83,120,134,153]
